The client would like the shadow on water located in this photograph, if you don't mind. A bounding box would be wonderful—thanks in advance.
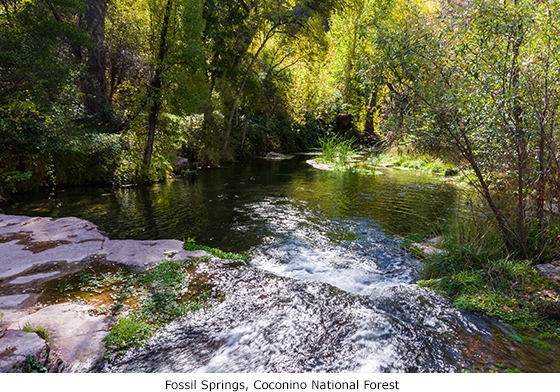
[6,156,560,372]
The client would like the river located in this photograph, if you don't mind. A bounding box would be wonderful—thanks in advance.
[5,155,560,372]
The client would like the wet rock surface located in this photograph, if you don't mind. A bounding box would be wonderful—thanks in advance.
[0,214,208,372]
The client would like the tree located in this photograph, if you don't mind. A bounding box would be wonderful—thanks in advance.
[83,0,111,122]
[375,0,560,257]
[142,0,205,171]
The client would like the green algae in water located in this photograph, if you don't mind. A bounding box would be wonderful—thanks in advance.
[507,333,552,350]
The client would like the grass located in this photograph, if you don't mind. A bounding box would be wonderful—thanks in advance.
[184,238,248,262]
[372,147,460,177]
[70,257,215,358]
[315,133,357,170]
[414,216,560,340]
[48,247,241,359]
[21,322,51,342]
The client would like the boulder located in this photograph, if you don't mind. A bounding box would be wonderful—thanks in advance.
[411,237,444,257]
[173,157,190,173]
[15,303,111,373]
[333,113,354,135]
[266,152,287,159]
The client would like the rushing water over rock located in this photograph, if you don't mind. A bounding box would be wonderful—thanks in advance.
[99,258,480,372]
[7,156,560,372]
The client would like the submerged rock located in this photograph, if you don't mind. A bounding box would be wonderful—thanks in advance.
[266,152,287,158]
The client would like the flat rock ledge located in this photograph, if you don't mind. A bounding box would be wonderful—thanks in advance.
[0,214,209,372]
[306,159,333,171]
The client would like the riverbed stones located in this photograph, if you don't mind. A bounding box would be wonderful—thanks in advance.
[0,213,210,372]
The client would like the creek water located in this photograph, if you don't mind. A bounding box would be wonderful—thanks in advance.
[5,155,560,372]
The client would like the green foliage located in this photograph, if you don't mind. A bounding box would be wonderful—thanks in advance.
[373,147,460,176]
[21,322,51,342]
[184,238,247,262]
[104,315,153,354]
[24,355,47,373]
[418,214,560,338]
[316,133,357,170]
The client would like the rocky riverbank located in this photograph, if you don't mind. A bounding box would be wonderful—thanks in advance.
[0,214,207,372]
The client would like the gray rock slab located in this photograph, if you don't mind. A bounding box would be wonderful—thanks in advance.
[15,303,111,373]
[9,216,105,243]
[0,294,30,309]
[0,240,103,279]
[0,295,33,325]
[101,239,208,269]
[534,264,560,281]
[0,329,49,372]
[0,215,33,228]
[8,271,61,285]
[0,214,213,372]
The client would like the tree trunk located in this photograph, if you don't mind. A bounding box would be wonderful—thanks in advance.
[83,0,110,121]
[222,25,280,152]
[510,2,528,258]
[343,12,361,105]
[143,0,173,171]
[363,85,381,143]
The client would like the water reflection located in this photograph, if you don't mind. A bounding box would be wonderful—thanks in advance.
[6,156,461,253]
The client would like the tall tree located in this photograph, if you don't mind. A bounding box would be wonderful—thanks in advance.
[83,0,111,121]
[142,0,205,171]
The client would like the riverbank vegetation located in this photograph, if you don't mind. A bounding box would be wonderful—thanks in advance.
[410,219,560,340]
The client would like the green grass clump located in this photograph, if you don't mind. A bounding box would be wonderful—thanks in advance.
[374,148,459,176]
[315,133,357,170]
[103,258,213,357]
[184,238,247,262]
[21,322,51,342]
[104,315,152,353]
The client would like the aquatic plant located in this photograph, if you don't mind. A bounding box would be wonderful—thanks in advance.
[103,258,213,358]
[316,133,356,170]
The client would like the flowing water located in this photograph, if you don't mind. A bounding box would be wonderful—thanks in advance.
[5,155,560,372]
